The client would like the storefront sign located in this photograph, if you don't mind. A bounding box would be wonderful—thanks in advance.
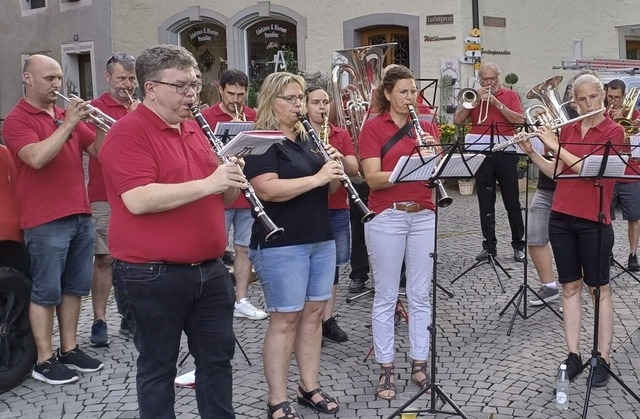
[188,27,220,46]
[426,14,453,25]
[481,49,511,55]
[255,23,289,39]
[483,16,506,27]
[424,35,456,42]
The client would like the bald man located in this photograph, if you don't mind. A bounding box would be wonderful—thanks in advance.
[3,54,105,385]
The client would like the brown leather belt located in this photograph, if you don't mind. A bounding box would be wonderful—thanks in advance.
[391,202,427,213]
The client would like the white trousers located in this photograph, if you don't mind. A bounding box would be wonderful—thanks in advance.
[365,208,435,363]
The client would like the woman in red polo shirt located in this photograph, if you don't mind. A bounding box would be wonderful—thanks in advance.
[359,65,439,400]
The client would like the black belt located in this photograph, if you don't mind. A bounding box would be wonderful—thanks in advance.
[146,258,222,267]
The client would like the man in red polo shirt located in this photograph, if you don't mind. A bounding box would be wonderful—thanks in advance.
[606,79,640,271]
[100,44,244,418]
[454,62,526,262]
[86,53,140,347]
[3,54,105,385]
[201,69,267,321]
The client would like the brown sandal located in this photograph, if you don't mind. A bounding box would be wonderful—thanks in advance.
[266,401,300,419]
[376,365,396,400]
[411,361,431,391]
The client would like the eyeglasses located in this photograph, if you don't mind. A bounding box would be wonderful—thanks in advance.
[151,80,203,95]
[277,94,305,104]
[106,53,135,67]
[480,76,498,83]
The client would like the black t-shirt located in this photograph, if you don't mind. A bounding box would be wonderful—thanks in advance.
[243,135,334,249]
[537,155,557,191]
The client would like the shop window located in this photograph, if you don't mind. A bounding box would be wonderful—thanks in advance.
[181,22,227,106]
[30,0,46,9]
[246,19,298,85]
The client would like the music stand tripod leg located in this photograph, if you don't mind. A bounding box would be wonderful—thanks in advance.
[611,257,640,285]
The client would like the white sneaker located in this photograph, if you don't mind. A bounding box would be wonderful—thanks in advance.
[175,369,196,388]
[234,298,268,320]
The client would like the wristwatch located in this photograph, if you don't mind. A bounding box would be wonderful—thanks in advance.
[499,102,505,110]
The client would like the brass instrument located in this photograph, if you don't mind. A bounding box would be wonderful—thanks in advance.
[55,91,115,132]
[407,105,452,208]
[457,83,491,124]
[330,43,396,152]
[190,105,284,242]
[233,103,246,121]
[492,75,605,152]
[297,113,375,223]
[614,87,640,137]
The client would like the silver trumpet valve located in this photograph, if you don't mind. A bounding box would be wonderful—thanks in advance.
[55,91,115,132]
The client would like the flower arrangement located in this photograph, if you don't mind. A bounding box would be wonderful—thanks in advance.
[439,123,457,144]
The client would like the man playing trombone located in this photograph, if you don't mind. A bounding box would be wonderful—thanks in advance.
[3,54,105,385]
[454,62,526,262]
[86,53,140,347]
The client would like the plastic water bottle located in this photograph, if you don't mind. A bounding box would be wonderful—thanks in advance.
[556,364,569,410]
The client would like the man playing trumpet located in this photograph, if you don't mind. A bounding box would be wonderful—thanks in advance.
[86,53,140,347]
[605,79,640,271]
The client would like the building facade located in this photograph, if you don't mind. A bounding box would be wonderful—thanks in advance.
[1,0,640,121]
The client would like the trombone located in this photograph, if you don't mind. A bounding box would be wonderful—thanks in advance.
[55,91,115,132]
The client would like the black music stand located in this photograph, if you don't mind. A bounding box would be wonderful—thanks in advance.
[213,121,255,144]
[450,123,516,292]
[387,141,472,419]
[552,140,640,418]
[497,131,563,335]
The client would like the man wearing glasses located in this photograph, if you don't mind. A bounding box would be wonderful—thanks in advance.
[3,54,105,385]
[454,62,526,262]
[86,53,140,347]
[100,44,244,418]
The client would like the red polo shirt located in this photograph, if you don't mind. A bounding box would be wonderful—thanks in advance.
[100,104,227,263]
[359,111,436,214]
[469,87,523,136]
[201,102,257,209]
[328,124,356,210]
[552,117,624,224]
[3,99,94,229]
[87,93,130,202]
[0,145,22,242]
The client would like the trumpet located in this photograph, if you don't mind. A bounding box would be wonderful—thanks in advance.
[55,91,116,132]
[233,103,246,121]
[190,104,284,242]
[491,107,606,152]
[407,105,452,208]
[297,113,376,223]
[456,87,490,124]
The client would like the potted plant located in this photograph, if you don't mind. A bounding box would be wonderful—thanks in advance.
[504,73,519,90]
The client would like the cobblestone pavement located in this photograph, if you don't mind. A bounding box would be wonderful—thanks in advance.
[1,184,640,418]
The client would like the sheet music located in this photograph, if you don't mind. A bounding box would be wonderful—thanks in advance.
[574,154,628,177]
[439,154,486,178]
[388,154,440,183]
[464,133,490,152]
[630,135,640,158]
[213,122,256,138]
[218,131,286,158]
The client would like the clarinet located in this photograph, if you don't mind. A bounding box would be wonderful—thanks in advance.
[407,105,453,208]
[297,113,376,223]
[190,104,284,242]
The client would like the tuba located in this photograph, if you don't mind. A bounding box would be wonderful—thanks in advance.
[614,87,640,138]
[524,75,573,126]
[330,43,396,152]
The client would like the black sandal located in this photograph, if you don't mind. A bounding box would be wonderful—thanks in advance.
[266,401,301,419]
[411,361,431,391]
[376,365,396,400]
[296,385,339,414]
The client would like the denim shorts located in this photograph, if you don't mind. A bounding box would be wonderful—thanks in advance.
[527,188,554,246]
[225,209,253,247]
[24,214,95,306]
[329,209,351,265]
[249,240,335,312]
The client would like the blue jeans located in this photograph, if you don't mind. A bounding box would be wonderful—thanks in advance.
[112,258,236,419]
[23,214,94,306]
[329,209,351,265]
